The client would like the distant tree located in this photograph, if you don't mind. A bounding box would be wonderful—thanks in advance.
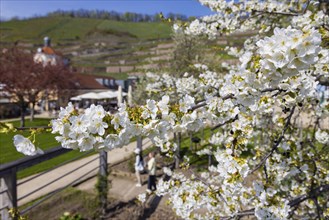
[46,9,189,22]
[188,16,196,21]
[153,13,162,22]
[170,31,208,77]
[9,16,20,21]
[109,11,120,21]
[0,47,75,126]
[144,14,151,22]
[122,12,132,22]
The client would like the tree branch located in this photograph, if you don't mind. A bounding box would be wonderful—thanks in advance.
[191,94,234,111]
[220,184,329,219]
[251,0,310,17]
[191,100,206,111]
[211,114,238,131]
[249,105,296,174]
[260,87,285,93]
[288,184,329,207]
[15,126,51,130]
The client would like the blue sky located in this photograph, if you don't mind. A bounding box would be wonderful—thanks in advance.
[0,0,213,20]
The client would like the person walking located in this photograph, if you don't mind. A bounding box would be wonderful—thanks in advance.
[134,148,144,187]
[147,152,156,192]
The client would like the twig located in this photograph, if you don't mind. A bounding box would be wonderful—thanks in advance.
[288,184,329,207]
[15,126,51,131]
[191,100,207,111]
[191,94,234,111]
[220,184,329,219]
[260,87,285,93]
[313,197,323,219]
[221,209,255,220]
[264,164,269,183]
[211,115,238,131]
[182,168,229,206]
[249,105,296,174]
[251,4,309,17]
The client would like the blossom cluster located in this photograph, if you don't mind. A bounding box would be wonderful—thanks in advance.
[11,0,329,219]
[185,0,329,38]
[256,26,322,86]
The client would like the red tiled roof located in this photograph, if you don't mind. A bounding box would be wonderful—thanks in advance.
[74,73,115,89]
[42,46,56,55]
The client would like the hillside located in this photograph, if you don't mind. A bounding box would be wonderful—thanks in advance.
[0,16,172,43]
[0,16,242,80]
[0,16,175,79]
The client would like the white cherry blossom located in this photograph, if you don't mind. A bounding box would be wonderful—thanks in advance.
[13,135,44,156]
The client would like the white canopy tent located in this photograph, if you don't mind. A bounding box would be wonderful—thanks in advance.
[70,92,103,101]
[98,91,116,99]
[70,90,127,101]
[97,90,127,99]
[70,96,82,101]
[79,92,103,100]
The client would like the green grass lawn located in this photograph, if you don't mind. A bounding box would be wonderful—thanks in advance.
[0,118,58,164]
[97,20,172,40]
[0,17,172,44]
[17,150,94,179]
[179,128,215,168]
[1,17,67,43]
[0,118,95,179]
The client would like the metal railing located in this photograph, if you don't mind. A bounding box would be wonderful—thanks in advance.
[0,146,107,220]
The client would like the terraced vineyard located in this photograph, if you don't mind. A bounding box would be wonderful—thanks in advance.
[1,17,177,78]
[0,16,246,80]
